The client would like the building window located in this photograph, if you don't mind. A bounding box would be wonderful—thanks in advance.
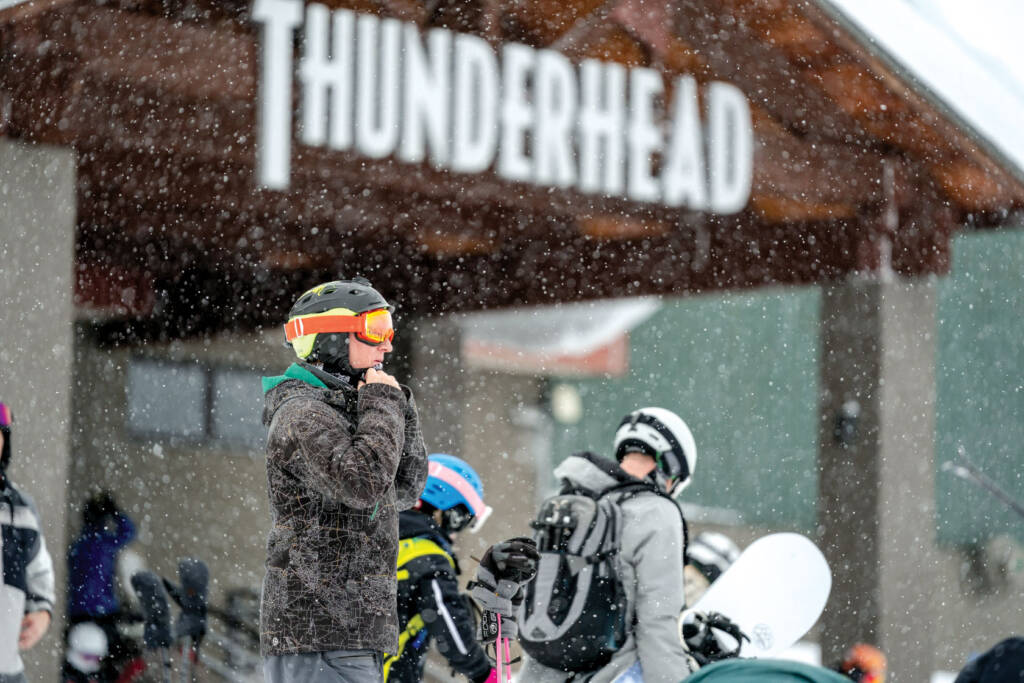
[126,361,207,438]
[212,369,265,447]
[126,359,264,450]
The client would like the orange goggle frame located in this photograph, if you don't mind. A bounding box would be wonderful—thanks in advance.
[285,309,395,346]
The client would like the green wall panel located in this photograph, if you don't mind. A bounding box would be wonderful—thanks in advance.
[936,227,1024,545]
[550,287,821,529]
[545,226,1023,540]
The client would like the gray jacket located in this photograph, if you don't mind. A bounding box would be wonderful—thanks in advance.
[519,454,692,683]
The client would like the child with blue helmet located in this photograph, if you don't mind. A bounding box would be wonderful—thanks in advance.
[386,454,496,683]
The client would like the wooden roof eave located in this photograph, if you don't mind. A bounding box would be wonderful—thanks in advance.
[0,0,76,25]
[0,1,888,218]
[802,0,1024,218]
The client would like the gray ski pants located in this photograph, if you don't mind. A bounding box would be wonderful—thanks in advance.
[263,649,383,683]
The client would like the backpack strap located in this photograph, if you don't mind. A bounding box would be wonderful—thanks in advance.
[600,481,690,565]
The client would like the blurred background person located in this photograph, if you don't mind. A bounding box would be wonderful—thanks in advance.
[683,532,741,607]
[0,400,55,683]
[67,492,137,624]
[953,636,1024,683]
[66,490,137,674]
[834,643,887,683]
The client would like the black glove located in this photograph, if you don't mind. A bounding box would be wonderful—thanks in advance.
[483,537,539,585]
[679,609,748,667]
[471,537,539,641]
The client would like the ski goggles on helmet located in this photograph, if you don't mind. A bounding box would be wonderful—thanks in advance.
[441,506,475,534]
[285,308,395,346]
[0,403,11,428]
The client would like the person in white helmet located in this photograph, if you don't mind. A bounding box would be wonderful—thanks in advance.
[518,407,697,683]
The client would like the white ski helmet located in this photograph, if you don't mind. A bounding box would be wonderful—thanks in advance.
[613,407,697,495]
[66,622,108,674]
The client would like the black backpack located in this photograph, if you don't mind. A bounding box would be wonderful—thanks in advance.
[518,481,653,672]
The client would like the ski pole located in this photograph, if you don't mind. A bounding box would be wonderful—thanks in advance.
[943,447,1024,520]
[503,636,512,683]
[180,636,191,683]
[496,614,503,683]
[159,646,172,683]
[132,571,174,683]
[494,614,511,683]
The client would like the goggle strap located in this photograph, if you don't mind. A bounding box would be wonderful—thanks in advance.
[284,314,366,341]
[468,505,493,534]
[428,461,486,520]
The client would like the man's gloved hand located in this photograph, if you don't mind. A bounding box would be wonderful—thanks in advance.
[483,537,539,584]
[679,609,748,667]
[471,537,539,642]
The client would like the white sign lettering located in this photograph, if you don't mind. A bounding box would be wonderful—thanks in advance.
[252,0,755,213]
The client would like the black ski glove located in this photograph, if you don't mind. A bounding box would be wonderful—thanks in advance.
[471,537,539,641]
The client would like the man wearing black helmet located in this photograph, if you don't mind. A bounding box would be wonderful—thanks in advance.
[260,279,429,683]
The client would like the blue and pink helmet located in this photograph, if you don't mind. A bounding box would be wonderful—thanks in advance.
[420,454,492,534]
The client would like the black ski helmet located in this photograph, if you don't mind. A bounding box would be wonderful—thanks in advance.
[285,278,393,367]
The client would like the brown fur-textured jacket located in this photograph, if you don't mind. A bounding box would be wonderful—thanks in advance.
[259,363,428,656]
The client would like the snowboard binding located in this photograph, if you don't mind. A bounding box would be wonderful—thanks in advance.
[680,609,749,666]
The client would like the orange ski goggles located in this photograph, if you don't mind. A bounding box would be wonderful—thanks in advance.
[285,308,395,346]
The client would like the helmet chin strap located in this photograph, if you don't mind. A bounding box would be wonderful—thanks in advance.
[668,477,691,499]
[650,469,690,498]
[648,469,669,491]
[322,360,363,385]
[320,337,365,386]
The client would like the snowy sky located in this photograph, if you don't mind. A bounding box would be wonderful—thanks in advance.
[824,0,1024,178]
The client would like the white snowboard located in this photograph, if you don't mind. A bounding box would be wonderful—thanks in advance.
[686,532,831,659]
[612,533,830,682]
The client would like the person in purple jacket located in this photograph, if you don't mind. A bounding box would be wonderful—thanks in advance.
[66,491,136,665]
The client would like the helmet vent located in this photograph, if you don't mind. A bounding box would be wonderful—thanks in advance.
[322,285,337,294]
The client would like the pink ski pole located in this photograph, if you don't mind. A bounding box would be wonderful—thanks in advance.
[495,614,503,682]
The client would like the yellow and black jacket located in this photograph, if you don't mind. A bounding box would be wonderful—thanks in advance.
[385,511,492,683]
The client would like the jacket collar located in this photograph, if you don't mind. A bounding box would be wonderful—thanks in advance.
[399,509,454,550]
[553,451,654,495]
[261,362,328,393]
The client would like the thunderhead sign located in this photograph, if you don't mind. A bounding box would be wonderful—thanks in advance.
[253,0,755,213]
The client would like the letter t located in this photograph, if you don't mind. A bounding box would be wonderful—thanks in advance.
[252,0,303,190]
